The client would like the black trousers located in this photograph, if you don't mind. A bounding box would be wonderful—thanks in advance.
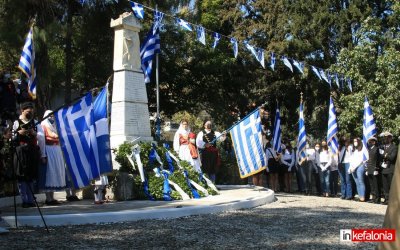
[382,172,393,200]
[299,161,314,194]
[367,174,382,199]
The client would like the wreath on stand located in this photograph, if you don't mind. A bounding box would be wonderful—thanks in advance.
[112,141,218,200]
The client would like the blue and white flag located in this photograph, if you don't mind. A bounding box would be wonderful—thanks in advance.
[212,32,221,49]
[230,38,238,58]
[292,59,304,74]
[297,101,307,164]
[257,48,265,68]
[311,66,322,80]
[319,69,330,85]
[196,26,206,45]
[140,24,160,84]
[327,97,338,155]
[130,2,144,19]
[153,10,165,32]
[281,56,293,72]
[270,52,276,71]
[335,73,340,88]
[230,110,267,178]
[55,93,98,189]
[92,86,113,175]
[347,77,353,92]
[176,18,192,31]
[272,106,282,153]
[362,96,377,161]
[245,42,257,57]
[245,43,264,68]
[18,27,37,99]
[327,72,333,87]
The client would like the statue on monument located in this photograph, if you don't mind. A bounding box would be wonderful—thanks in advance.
[122,30,137,69]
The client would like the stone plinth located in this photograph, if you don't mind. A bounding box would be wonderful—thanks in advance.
[110,12,153,153]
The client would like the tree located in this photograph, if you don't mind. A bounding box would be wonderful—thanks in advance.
[332,1,400,137]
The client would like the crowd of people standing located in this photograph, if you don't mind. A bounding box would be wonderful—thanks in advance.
[0,72,84,207]
[264,133,397,205]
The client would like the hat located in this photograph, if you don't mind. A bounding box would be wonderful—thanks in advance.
[368,137,377,141]
[382,131,393,137]
[20,102,34,110]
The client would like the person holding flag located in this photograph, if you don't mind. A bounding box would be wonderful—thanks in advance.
[196,120,226,183]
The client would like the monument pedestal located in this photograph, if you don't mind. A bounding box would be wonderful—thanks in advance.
[110,12,153,153]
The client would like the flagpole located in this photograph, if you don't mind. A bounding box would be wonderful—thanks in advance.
[155,4,161,142]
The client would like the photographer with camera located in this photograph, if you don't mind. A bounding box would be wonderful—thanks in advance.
[12,102,43,208]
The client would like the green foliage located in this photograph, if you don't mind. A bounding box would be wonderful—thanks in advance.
[332,2,400,137]
[113,141,135,174]
[1,0,398,144]
[171,111,204,132]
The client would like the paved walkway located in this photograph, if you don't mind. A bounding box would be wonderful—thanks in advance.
[0,192,388,249]
[0,185,275,227]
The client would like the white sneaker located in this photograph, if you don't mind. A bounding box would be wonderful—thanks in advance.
[0,227,9,234]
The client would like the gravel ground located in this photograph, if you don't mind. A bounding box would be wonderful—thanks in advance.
[0,193,387,249]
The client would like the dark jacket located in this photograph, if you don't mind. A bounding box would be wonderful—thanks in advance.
[382,143,398,174]
[366,145,380,174]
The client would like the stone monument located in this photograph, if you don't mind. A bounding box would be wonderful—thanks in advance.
[110,12,153,155]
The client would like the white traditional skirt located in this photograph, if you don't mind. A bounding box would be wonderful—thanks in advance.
[42,145,66,191]
[179,144,202,173]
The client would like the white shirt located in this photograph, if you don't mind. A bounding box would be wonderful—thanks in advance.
[350,149,364,169]
[306,148,316,161]
[319,150,332,171]
[196,129,225,149]
[339,146,353,164]
[281,149,294,168]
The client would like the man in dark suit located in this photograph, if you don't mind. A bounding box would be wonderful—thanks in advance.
[380,132,398,205]
[366,137,382,203]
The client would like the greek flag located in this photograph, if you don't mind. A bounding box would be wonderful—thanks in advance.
[245,42,257,57]
[319,69,330,84]
[281,56,293,72]
[311,66,322,80]
[272,106,282,153]
[18,27,37,98]
[335,73,340,88]
[230,38,238,58]
[176,18,192,31]
[347,77,353,92]
[270,52,276,71]
[130,1,144,19]
[140,24,160,84]
[54,93,100,188]
[257,48,265,68]
[196,26,206,45]
[245,43,264,68]
[327,97,338,154]
[92,86,113,176]
[230,110,267,178]
[212,32,221,49]
[153,10,165,32]
[292,59,304,74]
[362,97,377,161]
[297,101,307,163]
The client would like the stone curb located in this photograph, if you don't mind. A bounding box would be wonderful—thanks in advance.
[2,186,275,228]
